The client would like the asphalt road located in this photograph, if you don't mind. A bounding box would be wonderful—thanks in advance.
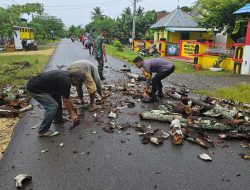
[0,39,249,190]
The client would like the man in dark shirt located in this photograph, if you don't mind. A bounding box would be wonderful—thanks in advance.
[133,57,175,103]
[26,70,82,136]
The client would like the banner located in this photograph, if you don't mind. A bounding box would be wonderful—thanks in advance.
[181,41,196,58]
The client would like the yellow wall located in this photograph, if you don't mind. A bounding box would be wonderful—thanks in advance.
[198,55,234,71]
[181,41,196,58]
[19,28,34,40]
[169,32,180,42]
[227,37,235,47]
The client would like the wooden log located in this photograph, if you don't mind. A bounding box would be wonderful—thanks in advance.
[126,73,139,79]
[170,119,184,145]
[172,103,192,116]
[0,109,19,118]
[184,128,214,148]
[186,118,235,131]
[219,131,250,140]
[181,97,214,112]
[203,104,239,119]
[139,110,186,123]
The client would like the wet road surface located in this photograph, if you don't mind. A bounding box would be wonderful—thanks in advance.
[0,39,249,190]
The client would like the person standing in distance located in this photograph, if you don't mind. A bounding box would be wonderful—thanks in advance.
[94,30,107,80]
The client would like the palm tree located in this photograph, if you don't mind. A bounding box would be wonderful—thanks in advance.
[91,7,104,20]
[123,7,132,15]
[136,6,144,16]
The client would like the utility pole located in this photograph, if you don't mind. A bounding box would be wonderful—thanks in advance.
[132,0,137,40]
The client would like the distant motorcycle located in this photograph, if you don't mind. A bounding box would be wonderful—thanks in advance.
[21,40,38,51]
[71,37,75,42]
[138,44,160,57]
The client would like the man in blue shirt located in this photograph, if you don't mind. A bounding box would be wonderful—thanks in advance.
[133,56,175,103]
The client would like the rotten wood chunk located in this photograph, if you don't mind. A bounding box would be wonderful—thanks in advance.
[0,93,8,106]
[120,68,131,72]
[181,97,214,112]
[219,131,250,140]
[0,109,19,118]
[239,153,250,160]
[172,103,192,116]
[183,128,214,148]
[187,118,237,131]
[131,123,146,133]
[126,73,145,81]
[202,104,240,119]
[139,110,185,123]
[169,119,184,145]
[122,89,143,99]
[102,127,114,133]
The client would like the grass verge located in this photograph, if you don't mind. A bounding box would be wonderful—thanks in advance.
[0,49,54,88]
[106,45,231,75]
[194,84,250,104]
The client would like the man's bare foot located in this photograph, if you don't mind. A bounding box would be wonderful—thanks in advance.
[89,104,101,111]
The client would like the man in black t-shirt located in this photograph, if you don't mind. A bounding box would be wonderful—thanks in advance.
[26,70,83,137]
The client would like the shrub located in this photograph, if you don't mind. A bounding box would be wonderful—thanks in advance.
[113,40,123,51]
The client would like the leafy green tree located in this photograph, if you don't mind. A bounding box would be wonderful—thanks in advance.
[91,7,104,20]
[181,6,193,13]
[0,3,43,37]
[135,10,157,38]
[136,6,144,16]
[197,0,250,40]
[28,14,65,41]
[123,7,132,15]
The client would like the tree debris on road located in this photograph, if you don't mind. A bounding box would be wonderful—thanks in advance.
[14,174,32,188]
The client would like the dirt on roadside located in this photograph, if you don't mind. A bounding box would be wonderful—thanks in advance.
[0,48,55,57]
[0,118,19,159]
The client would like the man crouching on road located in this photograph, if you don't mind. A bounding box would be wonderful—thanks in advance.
[67,60,108,111]
[133,56,175,103]
[26,70,81,137]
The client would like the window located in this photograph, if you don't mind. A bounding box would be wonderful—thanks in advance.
[180,32,190,40]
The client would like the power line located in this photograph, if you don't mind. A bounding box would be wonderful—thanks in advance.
[46,2,129,11]
[44,0,127,8]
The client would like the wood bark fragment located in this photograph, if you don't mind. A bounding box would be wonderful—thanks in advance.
[203,104,239,119]
[0,109,19,118]
[184,128,214,148]
[219,131,250,140]
[139,110,186,122]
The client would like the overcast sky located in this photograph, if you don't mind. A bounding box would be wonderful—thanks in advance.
[1,0,197,27]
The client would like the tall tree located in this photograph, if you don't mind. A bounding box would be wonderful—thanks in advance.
[197,0,250,40]
[0,3,43,37]
[91,7,104,20]
[136,6,144,16]
[123,7,132,15]
[29,14,65,40]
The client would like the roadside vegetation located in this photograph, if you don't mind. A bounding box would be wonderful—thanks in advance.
[0,49,54,88]
[195,84,250,104]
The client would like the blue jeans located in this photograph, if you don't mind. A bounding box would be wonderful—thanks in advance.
[28,92,62,133]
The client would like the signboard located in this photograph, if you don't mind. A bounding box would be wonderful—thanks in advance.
[166,44,179,56]
[181,41,196,58]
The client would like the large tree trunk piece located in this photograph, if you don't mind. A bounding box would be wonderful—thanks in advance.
[139,110,185,122]
[219,131,250,140]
